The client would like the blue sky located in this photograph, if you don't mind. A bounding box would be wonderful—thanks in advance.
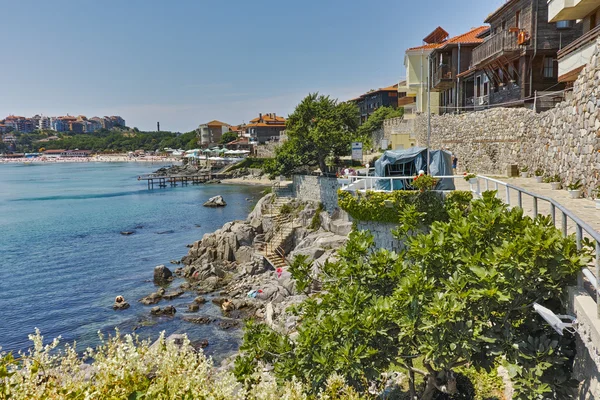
[1,0,505,132]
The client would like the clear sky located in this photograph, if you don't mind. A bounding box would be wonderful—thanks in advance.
[1,0,506,132]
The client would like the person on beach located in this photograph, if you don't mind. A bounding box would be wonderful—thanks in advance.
[452,154,458,173]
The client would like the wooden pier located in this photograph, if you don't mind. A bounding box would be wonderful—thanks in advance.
[137,173,217,189]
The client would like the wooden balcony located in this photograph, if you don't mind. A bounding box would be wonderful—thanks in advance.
[397,96,417,107]
[432,65,454,90]
[472,30,521,67]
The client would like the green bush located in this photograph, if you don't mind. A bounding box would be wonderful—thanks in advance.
[337,190,472,226]
[236,191,588,399]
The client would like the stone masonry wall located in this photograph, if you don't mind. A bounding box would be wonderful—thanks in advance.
[412,38,600,197]
[292,175,340,213]
[355,221,403,253]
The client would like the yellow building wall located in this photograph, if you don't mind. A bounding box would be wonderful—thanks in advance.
[390,133,417,150]
[404,51,440,116]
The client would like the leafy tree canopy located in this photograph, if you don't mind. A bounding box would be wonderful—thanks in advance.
[356,106,403,148]
[220,131,239,144]
[264,93,359,177]
[7,129,199,153]
[236,192,588,399]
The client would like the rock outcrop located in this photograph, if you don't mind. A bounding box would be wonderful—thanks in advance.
[153,265,173,283]
[203,196,227,207]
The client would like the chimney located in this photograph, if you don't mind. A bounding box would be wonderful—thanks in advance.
[259,113,262,122]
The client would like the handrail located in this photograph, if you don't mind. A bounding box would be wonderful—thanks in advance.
[473,175,600,316]
[340,175,464,192]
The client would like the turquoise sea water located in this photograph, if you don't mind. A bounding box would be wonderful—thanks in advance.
[0,162,263,358]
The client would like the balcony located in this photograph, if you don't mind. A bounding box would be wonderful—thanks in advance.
[557,25,600,81]
[397,96,417,107]
[472,30,521,67]
[548,0,599,23]
[432,65,454,90]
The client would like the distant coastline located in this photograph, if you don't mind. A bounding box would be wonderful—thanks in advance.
[0,155,183,164]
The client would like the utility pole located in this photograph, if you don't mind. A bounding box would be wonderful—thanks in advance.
[427,53,431,172]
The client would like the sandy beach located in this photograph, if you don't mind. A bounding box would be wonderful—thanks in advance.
[220,175,286,186]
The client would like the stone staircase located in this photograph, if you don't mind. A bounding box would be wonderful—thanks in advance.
[258,196,295,269]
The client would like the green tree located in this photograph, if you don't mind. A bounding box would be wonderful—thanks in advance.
[356,106,403,148]
[220,131,238,144]
[236,192,587,399]
[265,93,359,176]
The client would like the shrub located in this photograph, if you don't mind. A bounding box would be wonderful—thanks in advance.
[337,190,472,226]
[237,191,588,399]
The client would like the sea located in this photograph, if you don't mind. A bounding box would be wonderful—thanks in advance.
[0,162,265,359]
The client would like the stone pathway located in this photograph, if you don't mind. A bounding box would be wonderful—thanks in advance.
[454,176,600,243]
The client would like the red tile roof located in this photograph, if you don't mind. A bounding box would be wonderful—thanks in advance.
[205,120,230,127]
[408,26,488,52]
[407,42,444,51]
[249,114,286,124]
[438,26,489,50]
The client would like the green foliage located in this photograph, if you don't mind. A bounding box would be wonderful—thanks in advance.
[520,166,529,172]
[412,174,437,191]
[309,203,324,230]
[280,203,294,215]
[337,190,472,226]
[12,129,199,153]
[534,168,544,177]
[355,106,403,148]
[237,191,588,399]
[264,93,359,177]
[220,131,238,144]
[543,174,561,183]
[288,254,314,294]
[463,173,476,181]
[567,179,583,190]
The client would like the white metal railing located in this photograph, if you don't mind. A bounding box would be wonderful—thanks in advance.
[340,175,463,192]
[472,175,600,316]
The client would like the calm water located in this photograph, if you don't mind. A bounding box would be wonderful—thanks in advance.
[0,162,264,358]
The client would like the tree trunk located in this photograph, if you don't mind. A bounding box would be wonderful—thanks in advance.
[318,154,327,175]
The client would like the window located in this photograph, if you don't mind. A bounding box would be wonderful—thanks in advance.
[476,76,481,97]
[591,13,597,30]
[543,57,555,78]
[483,75,489,96]
[515,11,520,28]
[502,20,507,30]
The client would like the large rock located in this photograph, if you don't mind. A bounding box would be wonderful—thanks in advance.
[230,223,255,246]
[150,305,176,316]
[140,292,163,305]
[203,195,227,207]
[153,265,173,283]
[234,246,254,264]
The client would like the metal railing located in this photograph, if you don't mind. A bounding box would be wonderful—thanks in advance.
[472,175,600,316]
[340,175,462,192]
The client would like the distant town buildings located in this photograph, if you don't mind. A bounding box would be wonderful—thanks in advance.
[246,113,286,144]
[197,120,231,146]
[0,114,125,133]
[349,84,400,124]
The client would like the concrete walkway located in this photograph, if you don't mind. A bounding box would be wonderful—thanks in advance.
[454,176,600,243]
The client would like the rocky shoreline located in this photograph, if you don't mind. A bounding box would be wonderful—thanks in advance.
[134,193,351,354]
[130,194,351,356]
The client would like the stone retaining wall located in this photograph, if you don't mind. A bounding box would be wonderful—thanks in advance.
[292,175,340,213]
[355,221,403,252]
[412,38,600,197]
